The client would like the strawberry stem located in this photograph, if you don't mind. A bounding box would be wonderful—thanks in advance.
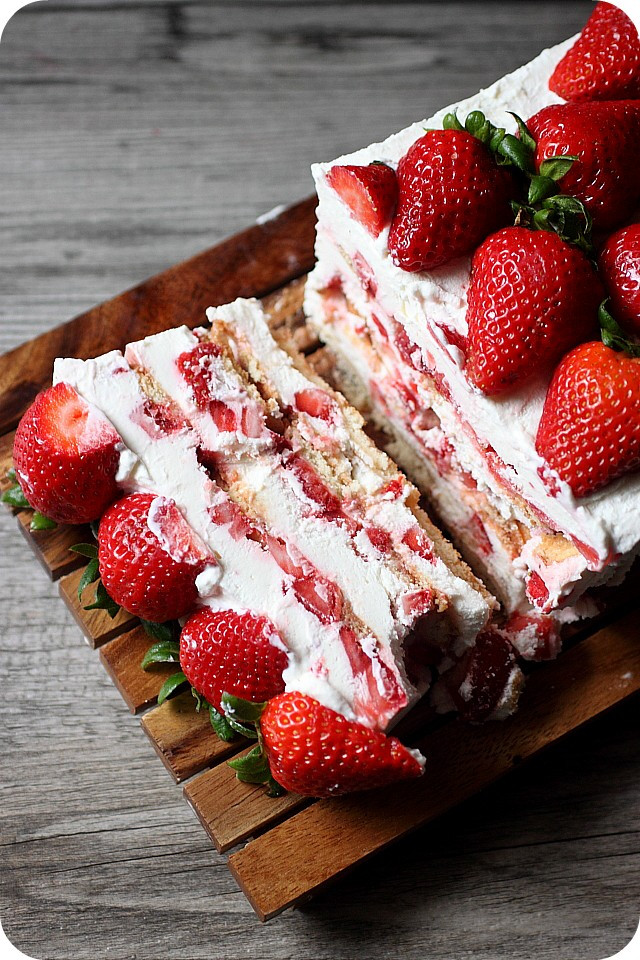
[444,108,593,254]
[599,300,640,358]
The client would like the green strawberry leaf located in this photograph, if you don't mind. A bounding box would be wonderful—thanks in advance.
[89,519,100,540]
[599,300,640,358]
[226,717,259,740]
[496,133,534,175]
[70,542,99,560]
[539,154,578,182]
[209,705,237,742]
[6,467,16,482]
[228,744,271,783]
[141,640,180,670]
[266,776,287,798]
[220,692,266,725]
[140,619,178,643]
[464,110,492,144]
[84,579,120,618]
[507,112,536,153]
[30,511,57,531]
[527,175,557,205]
[77,558,100,601]
[157,671,188,706]
[191,686,207,712]
[2,483,30,509]
[442,111,464,132]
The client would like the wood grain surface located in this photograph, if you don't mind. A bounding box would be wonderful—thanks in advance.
[1,2,638,958]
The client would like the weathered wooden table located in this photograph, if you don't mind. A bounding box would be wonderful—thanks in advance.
[1,2,638,957]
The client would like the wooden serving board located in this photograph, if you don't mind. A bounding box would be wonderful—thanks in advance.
[1,199,640,922]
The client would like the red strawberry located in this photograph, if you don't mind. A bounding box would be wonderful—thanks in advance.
[536,341,640,497]
[293,388,334,421]
[527,100,640,231]
[465,226,602,395]
[599,224,640,337]
[441,628,522,723]
[13,382,120,524]
[327,163,398,238]
[260,692,424,797]
[549,2,640,103]
[180,608,287,712]
[388,129,515,272]
[98,492,206,620]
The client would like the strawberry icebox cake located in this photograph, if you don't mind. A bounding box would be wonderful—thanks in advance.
[9,2,640,799]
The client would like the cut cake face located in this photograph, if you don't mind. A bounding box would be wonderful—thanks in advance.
[303,35,640,653]
[53,298,495,730]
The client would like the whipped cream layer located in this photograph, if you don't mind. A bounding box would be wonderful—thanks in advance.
[305,36,640,569]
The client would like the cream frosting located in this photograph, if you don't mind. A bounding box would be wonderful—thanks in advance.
[306,36,640,569]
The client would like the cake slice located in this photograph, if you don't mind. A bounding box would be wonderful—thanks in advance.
[50,298,497,730]
[304,30,640,660]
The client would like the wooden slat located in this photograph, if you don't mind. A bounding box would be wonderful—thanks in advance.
[263,275,319,354]
[0,430,16,492]
[229,607,640,921]
[184,747,307,853]
[58,566,137,647]
[140,691,240,783]
[99,626,176,714]
[17,513,90,581]
[0,198,316,434]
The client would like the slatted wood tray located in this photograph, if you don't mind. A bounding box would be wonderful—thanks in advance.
[1,197,640,921]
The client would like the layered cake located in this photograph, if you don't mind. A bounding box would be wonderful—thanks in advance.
[304,4,640,662]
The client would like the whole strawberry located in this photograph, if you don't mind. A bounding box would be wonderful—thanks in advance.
[180,608,287,713]
[13,382,120,524]
[260,692,424,797]
[388,129,515,272]
[599,224,640,337]
[327,163,398,238]
[98,492,206,621]
[527,100,640,231]
[549,2,640,103]
[465,226,602,395]
[536,341,640,497]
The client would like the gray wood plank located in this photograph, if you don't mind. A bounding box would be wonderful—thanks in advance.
[1,1,638,958]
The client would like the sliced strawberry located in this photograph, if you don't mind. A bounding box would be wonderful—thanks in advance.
[365,524,392,553]
[402,526,435,564]
[266,534,306,578]
[442,628,522,723]
[504,612,562,661]
[260,692,424,797]
[526,571,551,611]
[13,382,120,524]
[209,399,238,433]
[285,453,344,521]
[327,163,398,237]
[294,388,334,422]
[180,608,287,713]
[98,492,205,621]
[292,575,343,624]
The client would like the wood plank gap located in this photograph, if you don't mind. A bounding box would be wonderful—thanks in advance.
[183,747,308,853]
[58,566,137,647]
[140,690,243,783]
[17,513,91,581]
[229,610,640,921]
[99,625,177,714]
